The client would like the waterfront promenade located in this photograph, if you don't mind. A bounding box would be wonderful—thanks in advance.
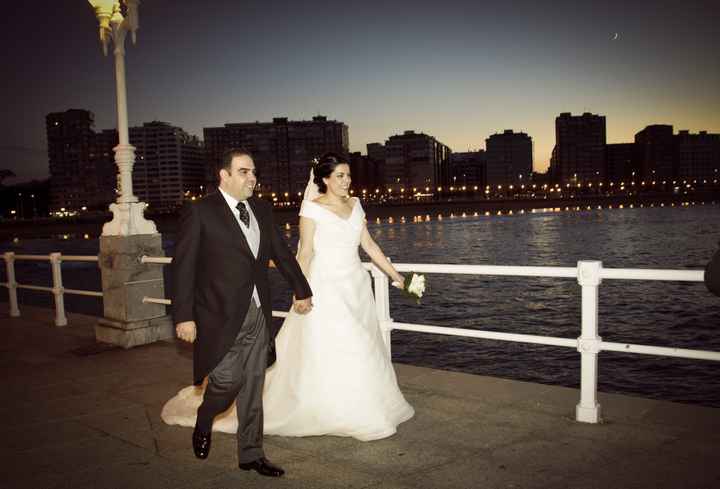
[2,304,719,489]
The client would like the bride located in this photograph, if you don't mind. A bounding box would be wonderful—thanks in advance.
[162,153,414,440]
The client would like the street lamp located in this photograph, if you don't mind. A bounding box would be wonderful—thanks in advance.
[87,0,156,236]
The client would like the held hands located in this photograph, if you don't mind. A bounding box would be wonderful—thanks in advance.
[293,297,313,314]
[176,321,197,343]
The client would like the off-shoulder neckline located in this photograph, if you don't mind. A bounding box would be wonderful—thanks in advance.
[306,197,359,222]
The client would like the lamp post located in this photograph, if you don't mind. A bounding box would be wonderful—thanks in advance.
[87,0,156,236]
[86,0,170,348]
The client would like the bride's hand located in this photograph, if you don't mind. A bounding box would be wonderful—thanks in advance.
[391,275,405,289]
[293,297,313,314]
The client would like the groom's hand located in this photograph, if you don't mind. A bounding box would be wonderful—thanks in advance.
[176,321,197,343]
[293,297,313,315]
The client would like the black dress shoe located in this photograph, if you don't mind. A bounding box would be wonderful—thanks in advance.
[238,457,285,477]
[192,429,211,459]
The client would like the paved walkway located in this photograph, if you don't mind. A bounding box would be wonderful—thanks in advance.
[2,304,718,489]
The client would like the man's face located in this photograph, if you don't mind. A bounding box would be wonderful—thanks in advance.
[220,155,257,201]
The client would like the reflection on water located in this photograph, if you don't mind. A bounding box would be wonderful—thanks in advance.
[2,204,720,407]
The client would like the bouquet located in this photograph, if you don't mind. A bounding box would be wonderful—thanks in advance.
[392,273,427,304]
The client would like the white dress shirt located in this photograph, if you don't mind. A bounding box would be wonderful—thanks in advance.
[218,187,261,307]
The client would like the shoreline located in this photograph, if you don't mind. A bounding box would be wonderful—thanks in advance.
[358,192,719,220]
[1,191,718,240]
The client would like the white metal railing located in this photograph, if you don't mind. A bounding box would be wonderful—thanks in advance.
[3,252,716,424]
[1,252,103,326]
[378,261,714,423]
[137,254,717,424]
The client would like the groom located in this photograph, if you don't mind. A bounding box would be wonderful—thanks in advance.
[172,147,312,477]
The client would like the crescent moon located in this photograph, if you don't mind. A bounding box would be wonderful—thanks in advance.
[612,33,619,40]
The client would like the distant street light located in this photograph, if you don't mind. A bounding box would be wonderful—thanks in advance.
[87,0,156,236]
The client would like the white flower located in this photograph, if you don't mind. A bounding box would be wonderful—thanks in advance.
[394,272,427,304]
[407,273,426,298]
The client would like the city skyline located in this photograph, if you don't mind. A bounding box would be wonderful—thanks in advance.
[2,0,719,182]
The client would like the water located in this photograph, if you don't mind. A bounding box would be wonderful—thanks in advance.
[367,205,720,408]
[2,204,720,407]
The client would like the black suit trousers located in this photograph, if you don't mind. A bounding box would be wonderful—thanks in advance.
[195,301,268,463]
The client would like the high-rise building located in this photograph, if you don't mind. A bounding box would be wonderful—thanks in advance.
[129,122,205,211]
[550,112,606,183]
[92,129,120,201]
[675,130,720,180]
[47,110,205,212]
[348,151,380,193]
[633,126,720,181]
[366,143,387,191]
[382,131,450,189]
[450,151,486,188]
[606,143,638,182]
[46,109,113,211]
[635,125,675,180]
[485,130,532,186]
[203,115,349,197]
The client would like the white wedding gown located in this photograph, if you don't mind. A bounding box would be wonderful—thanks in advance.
[161,198,414,441]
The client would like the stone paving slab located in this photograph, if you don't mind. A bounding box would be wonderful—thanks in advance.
[2,304,719,489]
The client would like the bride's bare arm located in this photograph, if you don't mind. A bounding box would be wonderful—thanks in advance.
[359,225,404,285]
[296,216,316,278]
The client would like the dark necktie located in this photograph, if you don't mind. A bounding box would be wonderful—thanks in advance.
[236,201,250,227]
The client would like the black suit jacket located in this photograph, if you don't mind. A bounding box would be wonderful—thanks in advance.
[172,192,312,384]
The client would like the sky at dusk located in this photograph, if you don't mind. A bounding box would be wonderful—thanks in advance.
[2,0,718,182]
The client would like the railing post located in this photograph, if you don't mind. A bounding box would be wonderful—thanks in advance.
[370,263,394,355]
[576,260,603,423]
[49,252,67,327]
[3,252,20,317]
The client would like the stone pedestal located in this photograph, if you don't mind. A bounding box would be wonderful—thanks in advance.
[96,233,173,348]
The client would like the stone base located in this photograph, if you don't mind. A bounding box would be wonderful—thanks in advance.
[96,315,174,349]
[99,234,167,323]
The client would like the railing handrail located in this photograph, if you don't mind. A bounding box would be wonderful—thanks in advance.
[138,255,705,282]
[12,254,99,262]
[3,251,716,424]
[5,253,707,283]
[141,256,171,264]
[1,252,104,326]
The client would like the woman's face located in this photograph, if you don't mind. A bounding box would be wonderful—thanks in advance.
[324,163,351,198]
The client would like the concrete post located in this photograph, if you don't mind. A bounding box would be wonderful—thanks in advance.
[96,234,173,348]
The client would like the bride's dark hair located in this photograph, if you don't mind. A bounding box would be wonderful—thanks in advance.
[313,152,347,194]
